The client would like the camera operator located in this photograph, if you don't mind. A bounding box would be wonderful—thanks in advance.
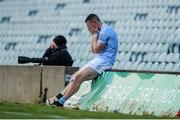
[41,35,73,66]
[18,35,73,66]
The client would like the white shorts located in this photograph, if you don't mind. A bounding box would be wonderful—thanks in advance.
[87,58,112,74]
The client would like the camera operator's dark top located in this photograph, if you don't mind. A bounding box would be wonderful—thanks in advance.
[42,46,73,66]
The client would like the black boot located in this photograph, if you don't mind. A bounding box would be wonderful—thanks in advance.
[53,101,64,107]
[56,93,63,99]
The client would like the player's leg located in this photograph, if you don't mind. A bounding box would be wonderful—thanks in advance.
[54,65,99,106]
[46,66,98,105]
[64,65,99,98]
[56,71,79,98]
[46,71,78,105]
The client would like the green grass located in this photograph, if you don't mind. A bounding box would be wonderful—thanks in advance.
[0,101,178,119]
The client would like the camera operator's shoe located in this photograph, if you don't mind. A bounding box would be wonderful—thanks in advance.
[53,101,64,107]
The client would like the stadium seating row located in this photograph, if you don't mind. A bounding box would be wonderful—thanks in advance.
[0,0,180,72]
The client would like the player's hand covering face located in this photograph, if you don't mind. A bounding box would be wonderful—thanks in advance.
[86,20,99,34]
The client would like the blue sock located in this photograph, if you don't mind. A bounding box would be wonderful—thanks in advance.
[58,96,67,104]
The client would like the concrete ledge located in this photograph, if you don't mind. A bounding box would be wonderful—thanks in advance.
[0,65,79,103]
[0,65,41,103]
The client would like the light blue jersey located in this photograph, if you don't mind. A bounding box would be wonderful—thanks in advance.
[87,24,118,74]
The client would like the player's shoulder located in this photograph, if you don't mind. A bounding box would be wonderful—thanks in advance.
[100,24,112,35]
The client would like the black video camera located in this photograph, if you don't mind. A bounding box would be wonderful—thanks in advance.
[18,56,43,64]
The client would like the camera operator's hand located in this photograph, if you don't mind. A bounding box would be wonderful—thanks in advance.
[51,42,57,49]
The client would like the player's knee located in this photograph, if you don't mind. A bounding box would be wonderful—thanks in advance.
[71,73,83,84]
